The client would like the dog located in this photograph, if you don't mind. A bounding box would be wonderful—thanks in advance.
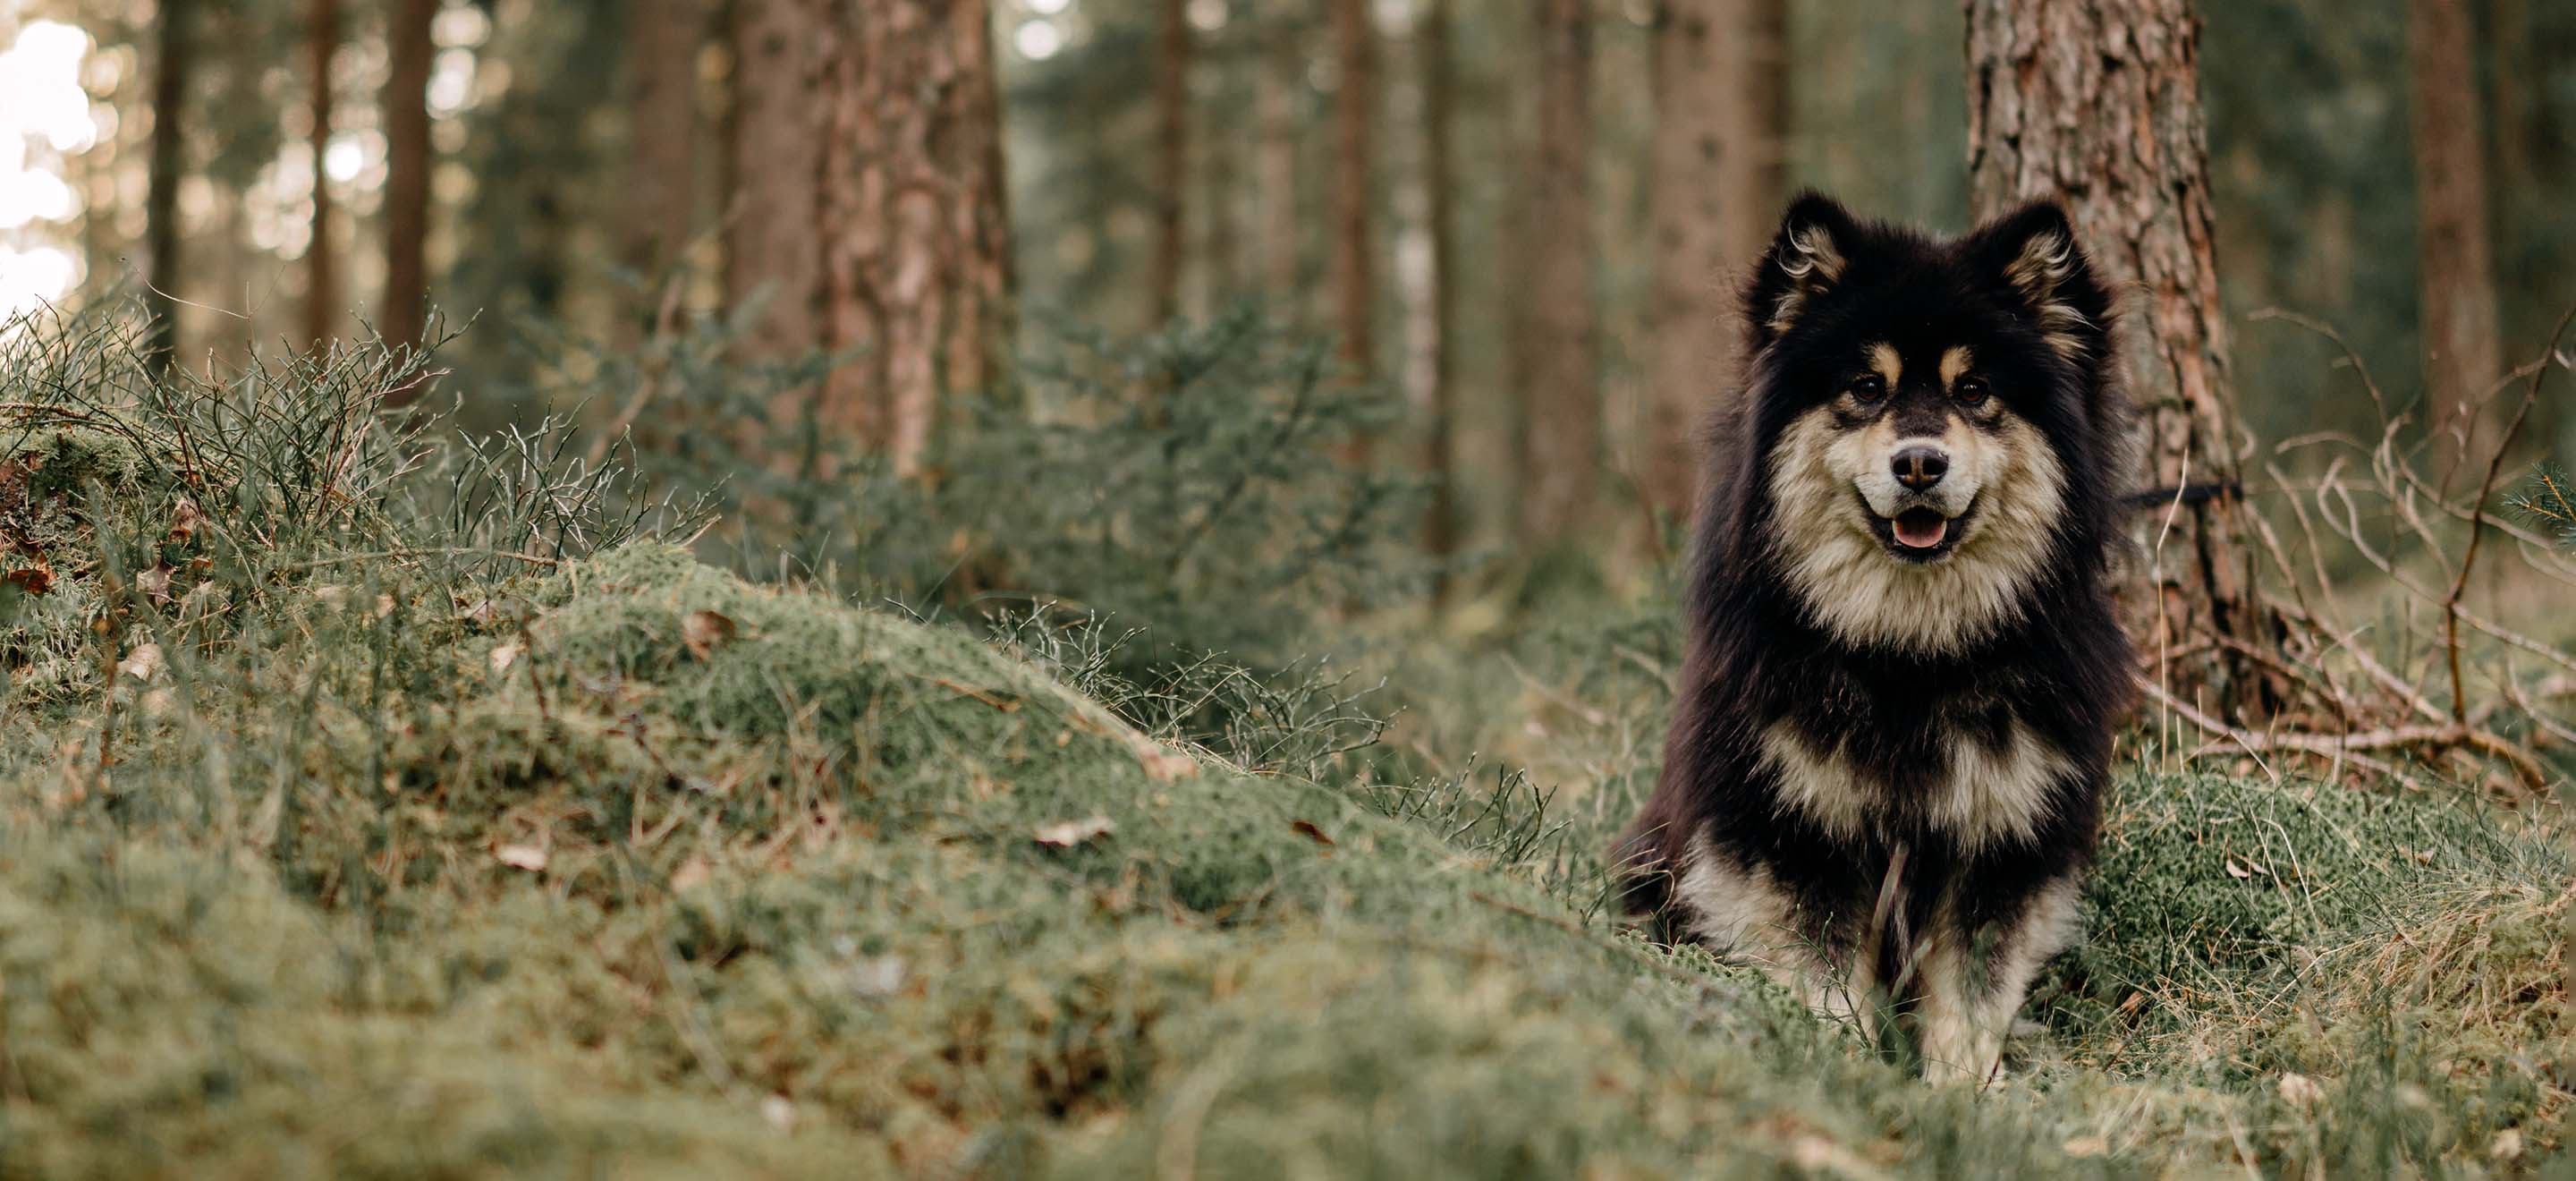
[1614,192,2134,1084]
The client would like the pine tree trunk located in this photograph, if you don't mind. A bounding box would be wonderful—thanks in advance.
[727,0,826,367]
[381,0,436,361]
[625,0,704,287]
[1200,78,1239,308]
[1642,0,1784,524]
[304,0,337,351]
[1257,25,1303,300]
[1332,0,1379,463]
[1150,0,1191,327]
[812,0,1013,475]
[143,0,195,375]
[1420,0,1460,591]
[2408,0,2502,470]
[1514,0,1600,544]
[1966,0,2267,711]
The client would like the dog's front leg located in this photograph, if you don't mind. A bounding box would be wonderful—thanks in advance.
[1912,876,2081,1085]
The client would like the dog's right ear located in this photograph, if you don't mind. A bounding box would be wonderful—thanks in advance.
[1746,192,1859,348]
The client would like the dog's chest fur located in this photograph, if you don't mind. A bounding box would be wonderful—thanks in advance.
[1756,694,2068,854]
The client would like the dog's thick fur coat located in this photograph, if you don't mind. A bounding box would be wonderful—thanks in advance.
[1617,193,2134,1083]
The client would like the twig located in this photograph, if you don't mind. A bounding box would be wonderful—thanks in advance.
[1468,889,1588,937]
[2445,305,2576,724]
[2139,678,2547,792]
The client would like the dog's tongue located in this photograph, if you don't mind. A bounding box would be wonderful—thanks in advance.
[1894,510,1948,549]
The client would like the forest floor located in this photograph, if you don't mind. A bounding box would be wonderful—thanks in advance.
[0,335,2570,1177]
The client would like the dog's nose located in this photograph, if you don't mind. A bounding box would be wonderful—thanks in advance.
[1892,446,1948,491]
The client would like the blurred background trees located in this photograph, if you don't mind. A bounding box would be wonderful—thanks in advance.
[2,0,2571,618]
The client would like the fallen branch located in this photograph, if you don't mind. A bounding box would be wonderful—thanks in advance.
[2138,678,2549,793]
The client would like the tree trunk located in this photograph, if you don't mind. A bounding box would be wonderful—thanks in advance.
[1150,0,1191,327]
[1514,0,1600,544]
[1332,0,1379,463]
[1966,0,2267,712]
[625,0,704,287]
[381,0,436,359]
[1420,0,1459,592]
[1257,26,1303,300]
[304,0,338,351]
[2408,0,2502,471]
[728,0,826,367]
[1642,0,1785,524]
[143,0,195,375]
[810,0,1013,475]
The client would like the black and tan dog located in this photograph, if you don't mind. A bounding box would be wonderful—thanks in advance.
[1616,193,2134,1084]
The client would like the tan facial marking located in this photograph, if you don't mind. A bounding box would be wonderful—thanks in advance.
[1764,407,2067,652]
[1939,346,1974,390]
[1868,343,1902,387]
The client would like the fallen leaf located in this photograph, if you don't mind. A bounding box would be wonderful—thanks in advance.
[494,843,547,871]
[848,955,906,998]
[4,564,53,595]
[136,564,173,602]
[1033,815,1114,848]
[682,608,737,659]
[2061,1135,2108,1158]
[2277,1072,2324,1107]
[1290,820,1335,847]
[117,643,164,683]
[2491,1129,2524,1160]
[166,497,204,542]
[2224,858,2251,879]
[670,856,711,891]
[489,639,523,675]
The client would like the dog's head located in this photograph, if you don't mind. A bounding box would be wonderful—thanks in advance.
[1733,193,2121,653]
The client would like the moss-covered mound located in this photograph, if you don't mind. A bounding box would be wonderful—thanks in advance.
[0,539,2567,1177]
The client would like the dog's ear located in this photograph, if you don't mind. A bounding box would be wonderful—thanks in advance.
[1746,192,1860,348]
[1966,200,2114,360]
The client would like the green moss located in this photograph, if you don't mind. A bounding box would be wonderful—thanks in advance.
[0,836,880,1179]
[2048,772,2535,1017]
[1,528,2567,1177]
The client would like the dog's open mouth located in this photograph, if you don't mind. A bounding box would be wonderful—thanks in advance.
[1861,500,1971,562]
[1891,509,1947,549]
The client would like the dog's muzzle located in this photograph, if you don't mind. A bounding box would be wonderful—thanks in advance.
[1861,444,1973,560]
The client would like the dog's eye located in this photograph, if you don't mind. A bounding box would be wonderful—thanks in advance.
[1850,376,1887,403]
[1955,377,1989,406]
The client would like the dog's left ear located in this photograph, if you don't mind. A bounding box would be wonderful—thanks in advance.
[1967,200,2113,359]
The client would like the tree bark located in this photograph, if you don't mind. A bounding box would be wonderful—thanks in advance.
[1514,0,1600,544]
[1332,0,1379,463]
[381,0,436,359]
[304,0,338,351]
[1150,0,1191,327]
[1420,0,1459,591]
[625,0,705,286]
[2407,0,2502,471]
[808,0,1013,475]
[1256,26,1304,300]
[1642,0,1785,524]
[1966,0,2267,711]
[143,0,195,375]
[727,0,826,367]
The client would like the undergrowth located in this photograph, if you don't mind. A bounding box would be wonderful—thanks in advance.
[0,309,2567,1177]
